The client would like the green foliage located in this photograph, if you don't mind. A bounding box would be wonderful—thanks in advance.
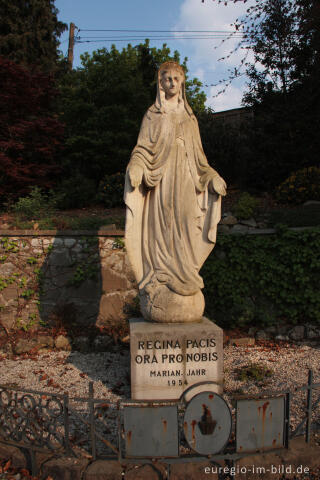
[112,238,125,250]
[16,314,37,332]
[21,289,35,299]
[27,257,37,265]
[202,228,320,328]
[0,0,67,72]
[98,172,125,208]
[69,262,99,287]
[209,0,319,192]
[243,94,319,191]
[0,276,16,291]
[57,41,206,205]
[11,187,56,220]
[0,238,18,253]
[275,166,320,205]
[240,0,296,102]
[268,204,320,228]
[55,215,124,231]
[68,237,100,287]
[38,318,48,327]
[236,363,273,383]
[197,110,252,188]
[125,295,141,317]
[8,209,125,231]
[52,173,97,210]
[233,192,258,220]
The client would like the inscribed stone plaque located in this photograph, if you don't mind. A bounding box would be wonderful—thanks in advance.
[130,317,223,400]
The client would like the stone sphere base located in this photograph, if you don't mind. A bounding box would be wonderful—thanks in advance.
[140,285,204,323]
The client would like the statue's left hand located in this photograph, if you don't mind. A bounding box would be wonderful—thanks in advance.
[210,176,227,196]
[129,164,143,188]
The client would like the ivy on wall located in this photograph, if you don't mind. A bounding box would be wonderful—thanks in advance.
[201,227,320,328]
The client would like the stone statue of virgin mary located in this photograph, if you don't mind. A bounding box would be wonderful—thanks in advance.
[124,61,227,323]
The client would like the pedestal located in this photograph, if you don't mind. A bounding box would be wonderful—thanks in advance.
[129,317,223,400]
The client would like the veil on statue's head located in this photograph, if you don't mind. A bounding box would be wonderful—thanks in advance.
[155,61,193,116]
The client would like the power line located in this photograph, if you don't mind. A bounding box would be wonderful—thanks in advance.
[77,35,244,40]
[76,37,245,44]
[74,26,246,45]
[75,32,246,45]
[78,34,244,38]
[78,28,242,33]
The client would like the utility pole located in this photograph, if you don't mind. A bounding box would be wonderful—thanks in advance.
[67,22,76,69]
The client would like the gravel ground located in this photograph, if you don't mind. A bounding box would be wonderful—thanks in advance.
[0,342,319,457]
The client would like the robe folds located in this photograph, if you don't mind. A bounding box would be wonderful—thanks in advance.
[124,104,221,298]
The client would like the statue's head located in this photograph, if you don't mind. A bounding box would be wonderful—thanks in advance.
[159,62,185,99]
[156,61,192,115]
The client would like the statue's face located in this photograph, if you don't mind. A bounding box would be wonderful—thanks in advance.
[160,69,183,98]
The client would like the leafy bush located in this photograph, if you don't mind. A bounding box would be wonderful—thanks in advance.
[98,172,125,208]
[268,204,320,228]
[202,227,320,328]
[275,166,320,205]
[232,192,258,219]
[56,215,123,231]
[11,187,56,219]
[52,173,97,209]
[235,363,273,382]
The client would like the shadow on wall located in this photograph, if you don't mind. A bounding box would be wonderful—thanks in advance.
[39,234,102,335]
[39,233,138,351]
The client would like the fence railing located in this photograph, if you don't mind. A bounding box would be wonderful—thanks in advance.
[0,370,319,476]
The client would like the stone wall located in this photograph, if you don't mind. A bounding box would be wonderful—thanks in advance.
[0,230,137,332]
[0,226,317,335]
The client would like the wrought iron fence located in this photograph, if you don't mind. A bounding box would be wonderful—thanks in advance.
[0,370,319,477]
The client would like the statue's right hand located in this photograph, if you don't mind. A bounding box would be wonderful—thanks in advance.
[129,164,143,188]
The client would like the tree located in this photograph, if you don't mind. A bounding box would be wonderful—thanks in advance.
[207,0,320,191]
[287,0,320,85]
[197,108,252,189]
[241,0,320,190]
[0,0,67,71]
[57,41,206,185]
[0,57,64,202]
[240,0,296,103]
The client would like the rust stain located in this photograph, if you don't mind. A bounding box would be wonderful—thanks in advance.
[272,439,277,447]
[258,401,270,423]
[126,430,132,446]
[191,420,197,445]
[252,427,255,432]
[270,411,273,419]
[162,419,167,434]
[184,421,188,436]
[208,394,214,399]
[218,426,221,430]
[262,401,269,423]
[258,401,270,447]
[239,445,243,451]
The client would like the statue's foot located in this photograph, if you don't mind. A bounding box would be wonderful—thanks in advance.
[140,285,204,323]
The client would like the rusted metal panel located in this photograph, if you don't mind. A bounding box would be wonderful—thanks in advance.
[183,391,232,455]
[236,395,285,453]
[123,405,179,458]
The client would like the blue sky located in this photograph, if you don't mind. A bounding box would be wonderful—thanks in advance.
[55,0,252,112]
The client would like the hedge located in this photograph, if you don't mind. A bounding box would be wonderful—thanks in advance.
[201,227,320,328]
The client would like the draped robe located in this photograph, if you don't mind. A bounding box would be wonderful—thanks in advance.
[124,102,221,300]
